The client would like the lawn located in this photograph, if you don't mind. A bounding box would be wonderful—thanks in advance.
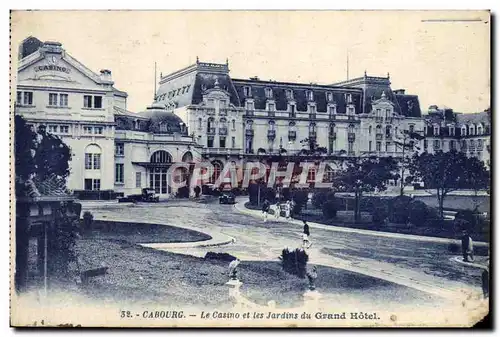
[74,238,447,310]
[87,220,212,244]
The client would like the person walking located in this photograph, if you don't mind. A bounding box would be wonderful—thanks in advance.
[461,230,474,262]
[302,220,312,249]
[262,199,270,223]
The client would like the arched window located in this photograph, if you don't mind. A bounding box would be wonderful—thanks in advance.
[469,124,475,136]
[385,125,392,137]
[220,117,227,125]
[461,125,467,136]
[369,125,372,134]
[477,124,483,135]
[150,150,172,163]
[329,123,336,134]
[289,121,296,128]
[207,117,215,130]
[376,124,382,134]
[198,118,202,130]
[84,144,102,170]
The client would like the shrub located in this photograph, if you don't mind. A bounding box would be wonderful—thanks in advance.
[322,198,339,219]
[408,200,429,226]
[82,211,93,232]
[280,248,309,279]
[312,191,327,209]
[292,190,309,210]
[388,195,413,224]
[204,252,237,262]
[453,218,471,233]
[372,200,389,224]
[455,209,488,234]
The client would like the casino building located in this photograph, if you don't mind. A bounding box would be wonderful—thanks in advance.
[14,37,490,198]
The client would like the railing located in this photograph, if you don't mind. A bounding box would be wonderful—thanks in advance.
[218,128,228,135]
[245,110,254,116]
[376,133,383,140]
[207,128,216,135]
[347,115,355,121]
[205,108,216,115]
[245,129,254,136]
[202,148,242,155]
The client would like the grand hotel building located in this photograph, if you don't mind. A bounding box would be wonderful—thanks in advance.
[14,38,491,198]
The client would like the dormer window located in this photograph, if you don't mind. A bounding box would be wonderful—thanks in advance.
[265,87,273,99]
[461,126,467,136]
[469,125,475,136]
[328,105,336,115]
[448,125,455,136]
[285,89,294,100]
[134,119,140,130]
[243,86,252,97]
[309,105,316,114]
[434,125,440,136]
[326,92,333,102]
[306,90,314,101]
[246,101,254,111]
[477,124,483,135]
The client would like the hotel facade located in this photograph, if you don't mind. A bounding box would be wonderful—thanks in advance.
[14,38,491,198]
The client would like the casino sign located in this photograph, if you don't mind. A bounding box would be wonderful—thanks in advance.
[34,64,71,74]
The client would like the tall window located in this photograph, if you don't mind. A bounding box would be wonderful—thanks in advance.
[115,164,124,183]
[244,86,252,97]
[115,143,124,156]
[433,125,440,136]
[207,117,214,131]
[385,125,392,137]
[450,140,456,151]
[49,93,58,106]
[198,118,202,130]
[469,125,475,136]
[449,125,455,136]
[23,92,33,105]
[376,141,382,152]
[60,125,69,134]
[369,125,372,134]
[220,137,226,148]
[135,172,142,188]
[48,125,58,133]
[231,119,236,130]
[369,141,372,152]
[85,144,102,170]
[433,140,440,149]
[84,95,92,108]
[232,136,236,148]
[207,137,214,148]
[60,94,68,107]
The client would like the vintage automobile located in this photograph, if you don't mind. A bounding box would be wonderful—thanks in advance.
[219,192,236,205]
[141,188,160,202]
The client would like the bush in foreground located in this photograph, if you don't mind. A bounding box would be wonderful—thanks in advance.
[280,248,308,279]
[204,252,237,262]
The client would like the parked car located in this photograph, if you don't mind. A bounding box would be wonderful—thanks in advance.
[141,188,160,202]
[219,193,236,204]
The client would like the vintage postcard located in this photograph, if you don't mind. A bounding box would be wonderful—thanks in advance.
[10,10,490,328]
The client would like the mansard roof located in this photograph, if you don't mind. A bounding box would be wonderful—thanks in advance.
[232,78,363,114]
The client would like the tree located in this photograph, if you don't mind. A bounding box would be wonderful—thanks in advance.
[407,150,489,219]
[336,156,399,222]
[299,137,327,156]
[463,155,490,209]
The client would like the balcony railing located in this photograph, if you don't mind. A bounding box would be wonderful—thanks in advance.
[245,110,254,116]
[347,115,355,121]
[207,128,216,135]
[205,108,216,115]
[268,111,275,117]
[376,133,383,140]
[309,113,316,120]
[245,129,254,137]
[219,109,228,116]
[218,128,228,136]
[267,129,276,140]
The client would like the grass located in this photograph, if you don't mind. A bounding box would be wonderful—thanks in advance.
[74,238,446,309]
[86,220,212,244]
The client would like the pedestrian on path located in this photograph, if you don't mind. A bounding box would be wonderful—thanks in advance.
[302,220,312,249]
[461,230,474,262]
[262,199,270,223]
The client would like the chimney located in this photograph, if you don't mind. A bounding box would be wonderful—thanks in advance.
[100,69,113,83]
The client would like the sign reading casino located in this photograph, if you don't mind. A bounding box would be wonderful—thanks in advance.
[34,64,71,74]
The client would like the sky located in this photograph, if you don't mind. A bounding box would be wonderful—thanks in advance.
[10,10,490,114]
